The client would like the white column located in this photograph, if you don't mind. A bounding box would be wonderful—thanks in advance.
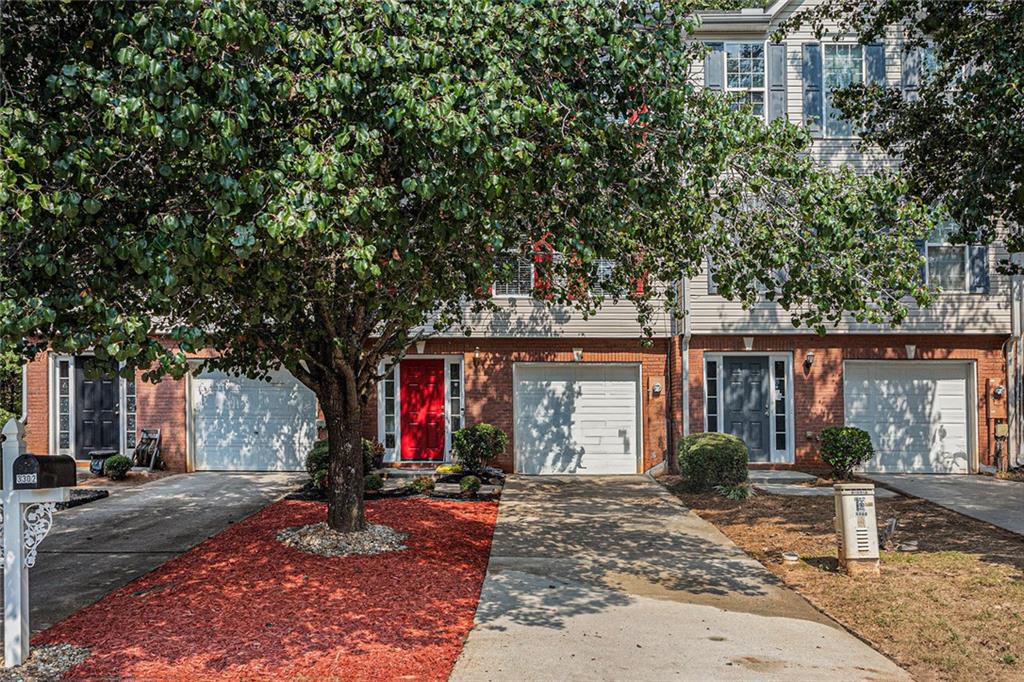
[2,418,28,667]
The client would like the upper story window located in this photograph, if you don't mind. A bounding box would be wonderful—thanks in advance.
[725,42,766,118]
[824,44,864,137]
[925,220,968,292]
[493,254,535,297]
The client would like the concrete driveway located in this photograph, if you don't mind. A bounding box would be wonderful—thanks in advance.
[16,472,302,635]
[866,473,1024,536]
[451,476,906,681]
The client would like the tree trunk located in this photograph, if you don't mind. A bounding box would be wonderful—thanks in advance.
[321,382,366,532]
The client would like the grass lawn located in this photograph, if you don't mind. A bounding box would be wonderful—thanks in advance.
[37,497,497,681]
[666,477,1024,682]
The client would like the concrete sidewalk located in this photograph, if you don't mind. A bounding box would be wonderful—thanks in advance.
[451,476,906,681]
[16,472,302,635]
[866,473,1024,536]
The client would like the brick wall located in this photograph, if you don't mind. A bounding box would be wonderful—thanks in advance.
[24,352,48,454]
[686,334,1009,468]
[135,371,188,471]
[362,338,670,473]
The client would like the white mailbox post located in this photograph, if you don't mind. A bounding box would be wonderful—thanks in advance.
[1,418,70,668]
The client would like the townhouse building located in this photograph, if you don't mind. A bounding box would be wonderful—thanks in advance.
[17,0,1022,477]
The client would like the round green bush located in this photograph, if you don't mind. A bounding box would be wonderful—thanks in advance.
[409,476,435,494]
[452,423,508,472]
[460,475,482,496]
[819,426,874,480]
[677,433,748,492]
[364,473,384,492]
[103,454,133,480]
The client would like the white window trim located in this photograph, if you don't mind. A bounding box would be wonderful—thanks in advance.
[702,352,795,464]
[377,355,464,463]
[492,254,536,299]
[724,40,768,121]
[48,353,133,458]
[822,42,867,139]
[924,241,970,292]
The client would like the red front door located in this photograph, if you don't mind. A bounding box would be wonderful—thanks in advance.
[400,359,446,461]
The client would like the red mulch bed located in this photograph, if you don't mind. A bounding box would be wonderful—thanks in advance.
[37,498,498,681]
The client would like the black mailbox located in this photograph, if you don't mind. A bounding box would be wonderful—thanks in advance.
[12,454,77,490]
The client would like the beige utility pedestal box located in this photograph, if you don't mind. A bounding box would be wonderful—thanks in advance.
[834,483,880,577]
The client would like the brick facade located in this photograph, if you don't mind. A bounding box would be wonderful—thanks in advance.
[682,334,1009,469]
[363,338,671,473]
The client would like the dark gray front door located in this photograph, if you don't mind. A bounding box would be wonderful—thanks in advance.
[75,358,120,459]
[723,356,770,463]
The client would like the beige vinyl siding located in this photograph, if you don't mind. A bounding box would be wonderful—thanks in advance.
[688,245,1013,335]
[416,293,673,339]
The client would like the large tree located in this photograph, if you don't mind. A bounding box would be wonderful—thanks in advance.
[784,0,1023,252]
[1,0,931,531]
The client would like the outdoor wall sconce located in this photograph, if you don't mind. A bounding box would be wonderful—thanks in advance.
[573,348,584,362]
[905,344,916,360]
[473,346,481,367]
[742,336,754,351]
[415,340,426,355]
[804,351,815,369]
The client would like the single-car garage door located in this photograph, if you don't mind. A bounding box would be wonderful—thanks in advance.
[843,362,972,474]
[192,368,317,471]
[514,364,640,475]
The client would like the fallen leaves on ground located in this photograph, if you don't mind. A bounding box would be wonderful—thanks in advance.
[38,498,498,681]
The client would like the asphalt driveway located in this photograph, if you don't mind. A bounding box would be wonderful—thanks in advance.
[15,472,302,635]
[866,473,1024,536]
[451,476,907,681]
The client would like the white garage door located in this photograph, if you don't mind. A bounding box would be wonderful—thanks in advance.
[515,364,640,475]
[844,362,972,474]
[192,368,317,471]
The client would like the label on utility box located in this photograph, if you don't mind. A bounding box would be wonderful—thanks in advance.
[855,497,867,516]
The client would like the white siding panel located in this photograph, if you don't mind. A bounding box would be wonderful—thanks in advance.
[688,245,1012,335]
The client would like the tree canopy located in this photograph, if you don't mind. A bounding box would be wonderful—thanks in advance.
[1,0,931,530]
[784,0,1023,254]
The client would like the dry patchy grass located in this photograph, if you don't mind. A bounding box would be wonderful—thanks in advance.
[665,477,1024,682]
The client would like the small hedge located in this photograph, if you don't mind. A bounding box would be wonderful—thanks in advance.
[677,433,748,492]
[820,426,874,480]
[364,473,384,492]
[103,454,133,480]
[460,475,482,496]
[452,423,508,472]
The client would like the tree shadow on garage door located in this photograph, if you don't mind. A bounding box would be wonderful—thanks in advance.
[515,377,586,475]
[474,477,822,631]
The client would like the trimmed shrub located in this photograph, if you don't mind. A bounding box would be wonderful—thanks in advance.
[104,454,133,480]
[435,463,463,475]
[677,433,748,492]
[409,476,435,494]
[820,426,874,480]
[364,473,384,492]
[452,423,508,472]
[460,475,482,496]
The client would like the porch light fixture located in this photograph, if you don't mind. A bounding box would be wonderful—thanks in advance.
[742,336,754,351]
[905,344,916,360]
[573,348,584,362]
[473,346,481,367]
[415,340,427,355]
[804,351,815,369]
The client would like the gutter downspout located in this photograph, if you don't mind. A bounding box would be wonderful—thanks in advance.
[682,277,692,441]
[20,362,28,424]
[1012,254,1024,467]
